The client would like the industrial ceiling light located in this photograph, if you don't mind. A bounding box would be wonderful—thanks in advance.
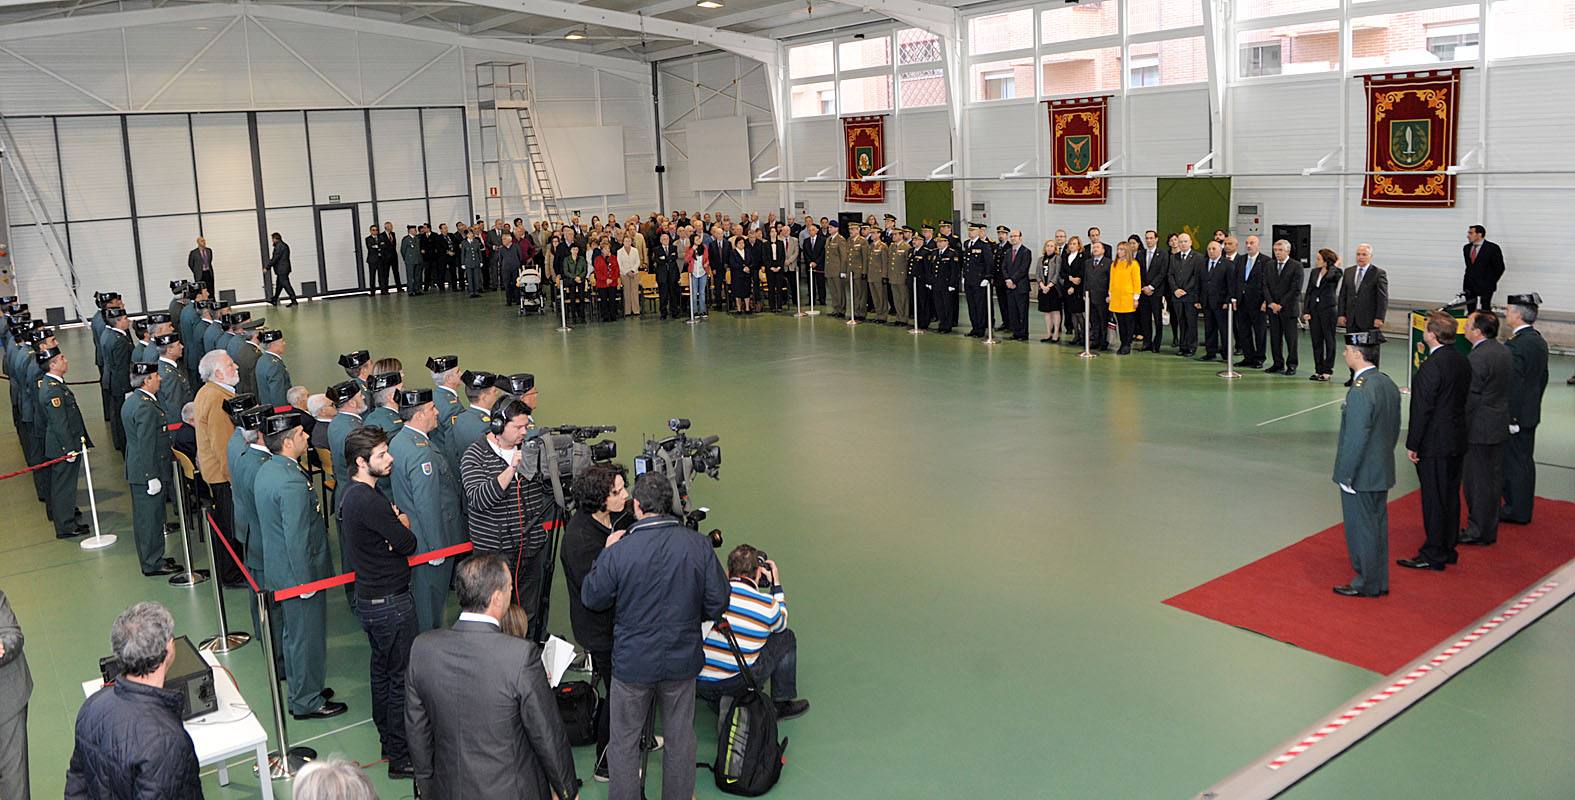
[696,0,724,8]
[564,26,589,39]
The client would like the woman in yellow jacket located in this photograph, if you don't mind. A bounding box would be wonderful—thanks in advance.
[1107,240,1142,354]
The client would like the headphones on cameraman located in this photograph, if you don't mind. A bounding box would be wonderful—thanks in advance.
[488,398,531,436]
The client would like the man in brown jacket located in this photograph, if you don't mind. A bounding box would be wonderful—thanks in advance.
[194,349,244,585]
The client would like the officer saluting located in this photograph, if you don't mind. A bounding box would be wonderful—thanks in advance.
[123,361,182,576]
[36,346,92,538]
[390,388,464,632]
[254,411,348,720]
[1332,331,1401,598]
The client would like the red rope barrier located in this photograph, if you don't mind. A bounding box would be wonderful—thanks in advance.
[0,451,76,481]
[205,512,262,595]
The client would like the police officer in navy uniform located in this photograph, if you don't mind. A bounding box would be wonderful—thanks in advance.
[1499,293,1549,525]
[931,235,962,334]
[911,225,936,330]
[1331,331,1401,598]
[391,389,464,631]
[962,223,992,338]
[123,362,182,576]
[254,329,291,410]
[254,411,348,720]
[36,347,92,538]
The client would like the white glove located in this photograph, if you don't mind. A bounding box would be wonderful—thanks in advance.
[1339,483,1356,495]
[427,557,445,566]
[147,478,161,496]
[1509,424,1521,435]
[300,591,316,600]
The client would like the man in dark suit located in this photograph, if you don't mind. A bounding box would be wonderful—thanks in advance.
[381,222,403,292]
[1230,235,1270,369]
[1198,241,1231,361]
[0,589,31,800]
[1500,294,1549,525]
[1168,234,1202,356]
[1136,230,1168,352]
[1332,332,1401,598]
[1084,242,1111,351]
[406,554,578,800]
[187,236,214,290]
[1459,311,1511,546]
[1263,239,1305,375]
[1461,224,1504,313]
[800,224,824,308]
[267,232,297,306]
[1397,311,1472,572]
[1003,229,1032,341]
[366,225,390,294]
[1337,244,1388,386]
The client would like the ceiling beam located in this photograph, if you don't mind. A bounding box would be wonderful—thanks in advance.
[451,0,779,65]
[466,9,526,34]
[537,0,694,42]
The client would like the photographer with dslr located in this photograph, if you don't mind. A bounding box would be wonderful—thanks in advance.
[697,545,808,721]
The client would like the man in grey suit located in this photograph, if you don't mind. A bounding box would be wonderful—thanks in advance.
[0,589,31,800]
[1332,331,1401,598]
[405,554,579,800]
[1459,311,1511,546]
[1336,243,1388,386]
[1168,233,1203,356]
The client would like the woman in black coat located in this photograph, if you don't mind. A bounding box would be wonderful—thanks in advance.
[1302,247,1343,382]
[1059,235,1086,344]
[765,228,788,311]
[728,237,753,314]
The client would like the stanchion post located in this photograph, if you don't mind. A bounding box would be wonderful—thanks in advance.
[255,593,316,779]
[803,269,819,316]
[1218,302,1242,379]
[791,269,803,317]
[1078,291,1097,359]
[845,272,859,327]
[78,437,116,550]
[200,514,251,653]
[169,459,207,587]
[909,275,923,335]
[983,282,999,346]
[555,279,571,332]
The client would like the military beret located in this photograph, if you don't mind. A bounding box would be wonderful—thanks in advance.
[222,394,258,416]
[1344,331,1385,346]
[34,347,62,366]
[257,329,283,344]
[236,406,269,431]
[425,355,459,373]
[1505,293,1541,309]
[153,333,180,346]
[826,220,839,228]
[338,350,371,369]
[262,411,303,437]
[131,361,158,377]
[461,370,497,391]
[147,312,172,324]
[104,307,127,320]
[398,388,434,408]
[368,371,402,392]
[326,381,361,405]
[494,373,535,395]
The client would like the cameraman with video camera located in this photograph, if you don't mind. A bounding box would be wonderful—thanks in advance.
[697,545,809,721]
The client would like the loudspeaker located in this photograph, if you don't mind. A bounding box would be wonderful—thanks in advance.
[1272,224,1311,264]
[654,164,666,174]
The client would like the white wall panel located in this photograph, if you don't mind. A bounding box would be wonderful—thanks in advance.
[127,115,198,217]
[789,118,838,178]
[421,108,467,198]
[427,197,469,230]
[966,103,1039,175]
[361,33,457,107]
[376,199,429,230]
[65,219,138,313]
[7,224,72,316]
[56,117,130,222]
[0,50,112,115]
[1230,80,1339,173]
[256,112,312,208]
[136,214,203,295]
[1127,88,1209,174]
[1484,188,1574,306]
[307,110,371,205]
[260,207,319,291]
[532,61,596,100]
[3,118,63,225]
[534,99,599,129]
[199,210,266,300]
[191,113,255,212]
[1485,60,1575,172]
[144,22,253,111]
[249,18,362,105]
[121,17,241,110]
[371,109,425,200]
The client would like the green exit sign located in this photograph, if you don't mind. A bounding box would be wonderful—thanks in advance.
[328,194,341,204]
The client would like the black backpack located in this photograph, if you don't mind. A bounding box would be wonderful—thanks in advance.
[700,620,788,796]
[554,680,598,747]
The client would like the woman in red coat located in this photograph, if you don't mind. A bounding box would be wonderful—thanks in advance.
[592,236,619,322]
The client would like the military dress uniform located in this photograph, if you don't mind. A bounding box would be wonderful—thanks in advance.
[847,234,869,320]
[327,410,365,514]
[962,236,993,337]
[401,232,425,296]
[1332,345,1401,597]
[364,405,403,437]
[229,429,275,639]
[462,236,486,297]
[254,450,334,716]
[1500,298,1549,525]
[9,333,48,505]
[89,304,111,421]
[233,336,262,399]
[38,368,90,537]
[432,385,464,476]
[912,238,936,329]
[889,235,912,326]
[931,245,962,333]
[391,421,464,631]
[867,237,890,323]
[156,354,193,427]
[824,231,848,317]
[100,324,132,453]
[121,384,174,574]
[254,340,291,410]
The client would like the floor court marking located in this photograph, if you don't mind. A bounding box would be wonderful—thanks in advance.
[1256,398,1345,427]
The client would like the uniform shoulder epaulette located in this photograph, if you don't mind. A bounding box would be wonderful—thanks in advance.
[480,414,491,422]
[1354,378,1366,388]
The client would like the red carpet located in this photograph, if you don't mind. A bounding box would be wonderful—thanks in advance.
[1164,492,1575,674]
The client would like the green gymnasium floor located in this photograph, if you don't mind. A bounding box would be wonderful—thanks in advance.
[3,292,1572,799]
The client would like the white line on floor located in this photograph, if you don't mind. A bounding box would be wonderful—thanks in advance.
[1257,398,1344,427]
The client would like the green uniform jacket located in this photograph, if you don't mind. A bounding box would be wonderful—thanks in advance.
[38,375,89,457]
[1332,367,1401,492]
[401,234,424,268]
[461,238,485,270]
[132,338,155,365]
[230,445,274,575]
[847,237,868,277]
[432,387,464,473]
[220,332,241,359]
[890,241,911,281]
[254,457,331,592]
[364,406,403,436]
[8,348,38,427]
[89,312,107,367]
[445,405,491,474]
[868,239,889,282]
[121,389,170,484]
[390,426,464,552]
[825,234,848,278]
[327,411,365,507]
[100,328,132,398]
[234,342,262,399]
[156,358,193,425]
[255,352,291,410]
[201,320,223,357]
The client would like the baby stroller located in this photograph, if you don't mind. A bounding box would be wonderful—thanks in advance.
[515,263,545,315]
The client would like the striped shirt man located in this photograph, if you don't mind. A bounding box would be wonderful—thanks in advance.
[698,579,787,682]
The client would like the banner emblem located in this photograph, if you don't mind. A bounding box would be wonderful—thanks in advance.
[1064,135,1092,174]
[1388,120,1430,168]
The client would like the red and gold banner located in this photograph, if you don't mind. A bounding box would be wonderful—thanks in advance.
[1363,69,1462,208]
[843,115,886,204]
[1047,96,1108,205]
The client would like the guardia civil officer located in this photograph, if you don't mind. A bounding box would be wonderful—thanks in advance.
[228,404,276,638]
[123,362,181,576]
[446,370,501,473]
[462,228,486,299]
[326,380,368,512]
[1332,331,1401,598]
[12,323,50,507]
[153,334,192,426]
[1500,293,1549,525]
[401,225,426,297]
[338,350,374,409]
[90,292,124,421]
[364,371,405,435]
[37,346,91,538]
[101,307,133,452]
[391,389,465,632]
[425,356,464,474]
[254,411,348,720]
[254,329,291,409]
[129,317,153,365]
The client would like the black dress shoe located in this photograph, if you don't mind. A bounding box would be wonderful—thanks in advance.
[387,759,415,779]
[1011,335,1028,341]
[1396,557,1446,571]
[1332,584,1387,597]
[1039,337,1053,343]
[292,700,348,720]
[1264,365,1283,374]
[1233,359,1252,367]
[143,559,183,577]
[58,523,91,538]
[1116,346,1130,354]
[1457,535,1493,546]
[1283,368,1297,376]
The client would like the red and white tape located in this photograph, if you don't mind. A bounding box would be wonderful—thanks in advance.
[1266,580,1561,771]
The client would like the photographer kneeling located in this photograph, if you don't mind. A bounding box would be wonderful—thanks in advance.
[697,545,809,721]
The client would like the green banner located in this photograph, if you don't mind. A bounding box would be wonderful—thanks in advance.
[904,180,954,230]
[1155,177,1232,249]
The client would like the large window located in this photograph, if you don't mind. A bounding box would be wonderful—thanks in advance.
[1487,0,1575,58]
[1127,0,1203,34]
[789,27,946,117]
[1236,0,1339,22]
[1041,46,1122,96]
[789,42,834,79]
[1040,1,1118,46]
[1236,19,1341,76]
[789,81,835,117]
[839,75,894,113]
[899,69,947,108]
[839,37,892,71]
[971,58,1033,101]
[1350,6,1480,69]
[969,9,1034,55]
[898,27,943,64]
